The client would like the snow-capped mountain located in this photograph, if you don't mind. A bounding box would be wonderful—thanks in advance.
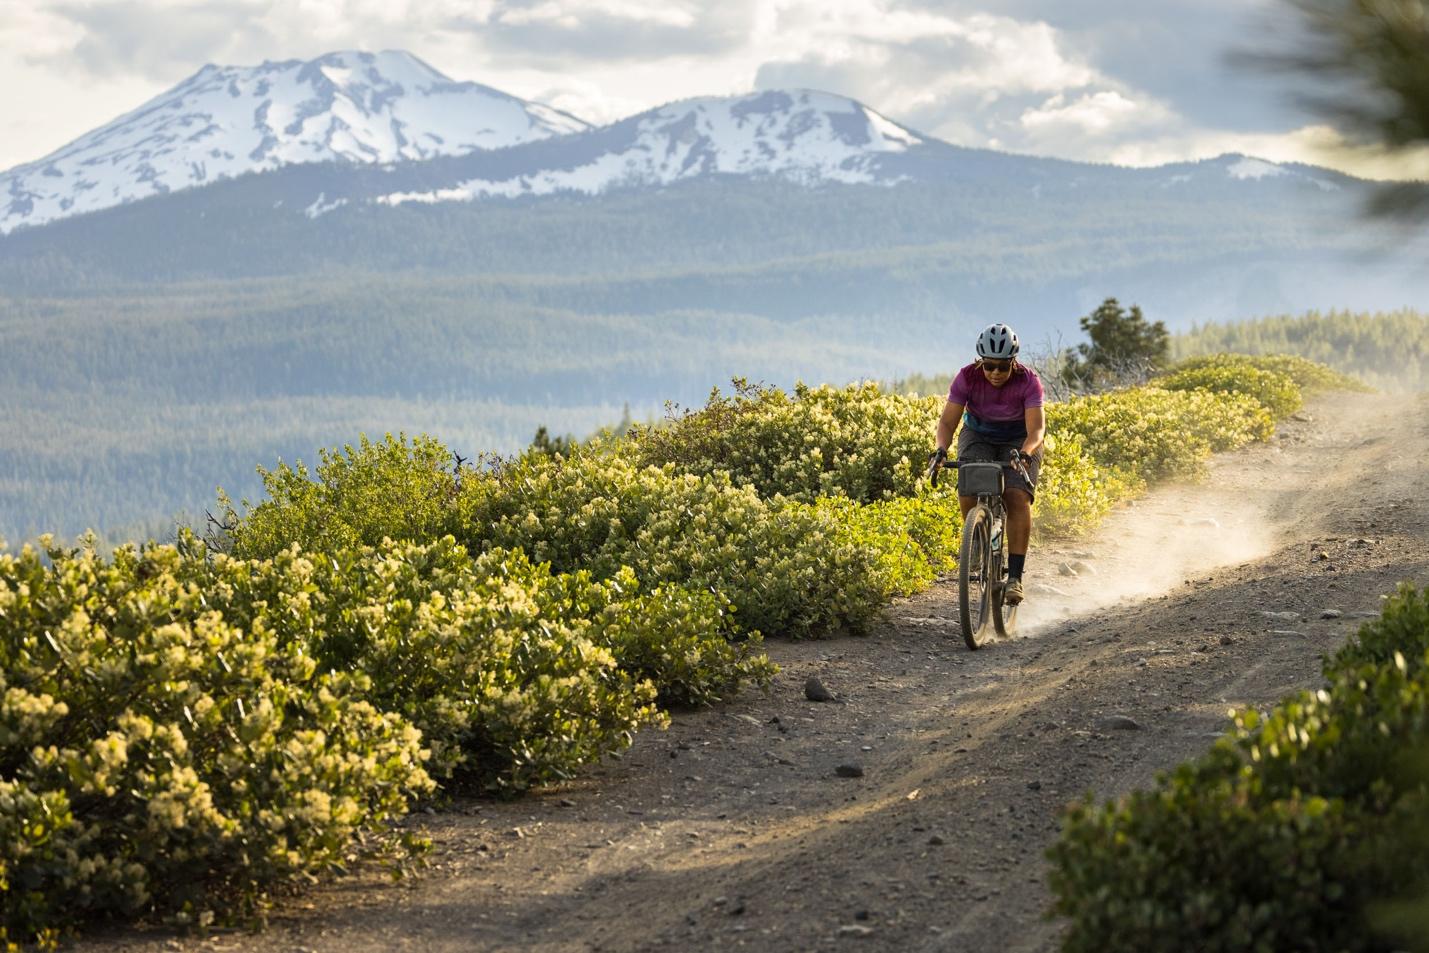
[0,48,1363,237]
[0,50,588,234]
[363,95,1349,212]
[376,89,925,207]
[1153,153,1344,192]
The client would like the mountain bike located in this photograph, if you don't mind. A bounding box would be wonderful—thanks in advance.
[928,452,1029,650]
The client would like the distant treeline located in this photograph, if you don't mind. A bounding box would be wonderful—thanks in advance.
[1173,307,1429,392]
[885,308,1429,398]
[6,303,1424,543]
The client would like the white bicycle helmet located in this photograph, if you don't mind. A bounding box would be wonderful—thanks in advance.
[975,323,1020,360]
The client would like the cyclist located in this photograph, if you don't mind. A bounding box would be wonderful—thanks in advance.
[928,323,1046,607]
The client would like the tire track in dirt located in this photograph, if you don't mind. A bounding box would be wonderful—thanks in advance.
[84,393,1429,953]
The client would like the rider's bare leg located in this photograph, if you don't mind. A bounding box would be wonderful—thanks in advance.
[958,495,976,518]
[1004,488,1032,555]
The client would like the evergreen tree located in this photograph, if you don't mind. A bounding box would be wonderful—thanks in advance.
[530,426,576,457]
[1062,297,1170,390]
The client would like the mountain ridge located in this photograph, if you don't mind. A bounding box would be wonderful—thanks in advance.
[0,49,589,234]
[0,49,1366,236]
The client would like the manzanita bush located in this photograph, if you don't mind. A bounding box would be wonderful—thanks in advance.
[1049,585,1429,953]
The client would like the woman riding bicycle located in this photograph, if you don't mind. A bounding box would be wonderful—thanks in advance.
[929,323,1046,607]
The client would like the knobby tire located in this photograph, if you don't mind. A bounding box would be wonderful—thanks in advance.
[959,506,994,649]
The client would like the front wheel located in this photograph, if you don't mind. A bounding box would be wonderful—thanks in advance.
[958,506,996,649]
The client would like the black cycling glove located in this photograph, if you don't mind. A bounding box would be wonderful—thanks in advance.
[927,446,948,482]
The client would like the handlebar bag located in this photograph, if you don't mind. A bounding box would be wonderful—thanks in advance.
[957,462,1005,497]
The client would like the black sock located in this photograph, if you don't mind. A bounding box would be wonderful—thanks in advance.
[1008,554,1026,579]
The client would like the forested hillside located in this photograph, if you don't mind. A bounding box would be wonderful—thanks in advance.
[4,167,1426,540]
[1174,307,1429,391]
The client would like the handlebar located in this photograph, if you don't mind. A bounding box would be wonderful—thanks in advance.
[928,450,1029,488]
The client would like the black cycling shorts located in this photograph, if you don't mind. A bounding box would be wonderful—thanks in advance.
[956,428,1042,501]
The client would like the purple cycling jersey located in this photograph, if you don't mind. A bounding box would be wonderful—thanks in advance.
[947,362,1045,442]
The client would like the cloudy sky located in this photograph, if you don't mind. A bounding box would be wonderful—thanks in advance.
[0,0,1421,179]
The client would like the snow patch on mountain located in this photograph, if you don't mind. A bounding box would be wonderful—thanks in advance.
[0,50,588,234]
[377,90,923,207]
[303,193,348,219]
[1155,154,1345,192]
[1227,157,1286,180]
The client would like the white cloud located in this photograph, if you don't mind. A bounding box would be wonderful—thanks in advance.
[1020,91,1147,134]
[494,0,698,30]
[756,4,1099,101]
[0,0,83,60]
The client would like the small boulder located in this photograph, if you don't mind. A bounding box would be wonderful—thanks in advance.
[804,677,837,702]
[835,764,865,778]
[1095,715,1142,731]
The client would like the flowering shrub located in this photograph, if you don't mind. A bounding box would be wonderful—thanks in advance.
[629,380,937,502]
[1170,353,1370,396]
[810,493,962,597]
[1045,386,1274,483]
[222,432,457,559]
[270,539,773,784]
[1157,363,1303,419]
[455,449,893,637]
[0,538,433,942]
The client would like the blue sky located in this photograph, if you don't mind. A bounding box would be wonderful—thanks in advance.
[1,0,1423,179]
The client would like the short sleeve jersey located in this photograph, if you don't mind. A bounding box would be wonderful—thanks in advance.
[947,362,1045,442]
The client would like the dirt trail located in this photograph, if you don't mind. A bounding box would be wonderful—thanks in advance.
[90,392,1429,953]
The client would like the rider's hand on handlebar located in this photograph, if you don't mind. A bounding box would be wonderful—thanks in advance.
[927,446,948,484]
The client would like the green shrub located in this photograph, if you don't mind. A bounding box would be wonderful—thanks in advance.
[630,380,937,503]
[1033,431,1138,538]
[296,540,780,785]
[1171,353,1370,396]
[0,538,433,942]
[454,449,893,638]
[222,432,457,560]
[1049,585,1429,953]
[809,492,963,597]
[1158,364,1303,419]
[580,567,778,708]
[1046,386,1273,484]
[218,437,777,714]
[1327,584,1429,678]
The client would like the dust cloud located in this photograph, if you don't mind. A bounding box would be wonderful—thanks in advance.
[1013,481,1286,637]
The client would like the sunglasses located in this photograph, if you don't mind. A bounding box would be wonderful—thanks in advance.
[981,360,1013,373]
